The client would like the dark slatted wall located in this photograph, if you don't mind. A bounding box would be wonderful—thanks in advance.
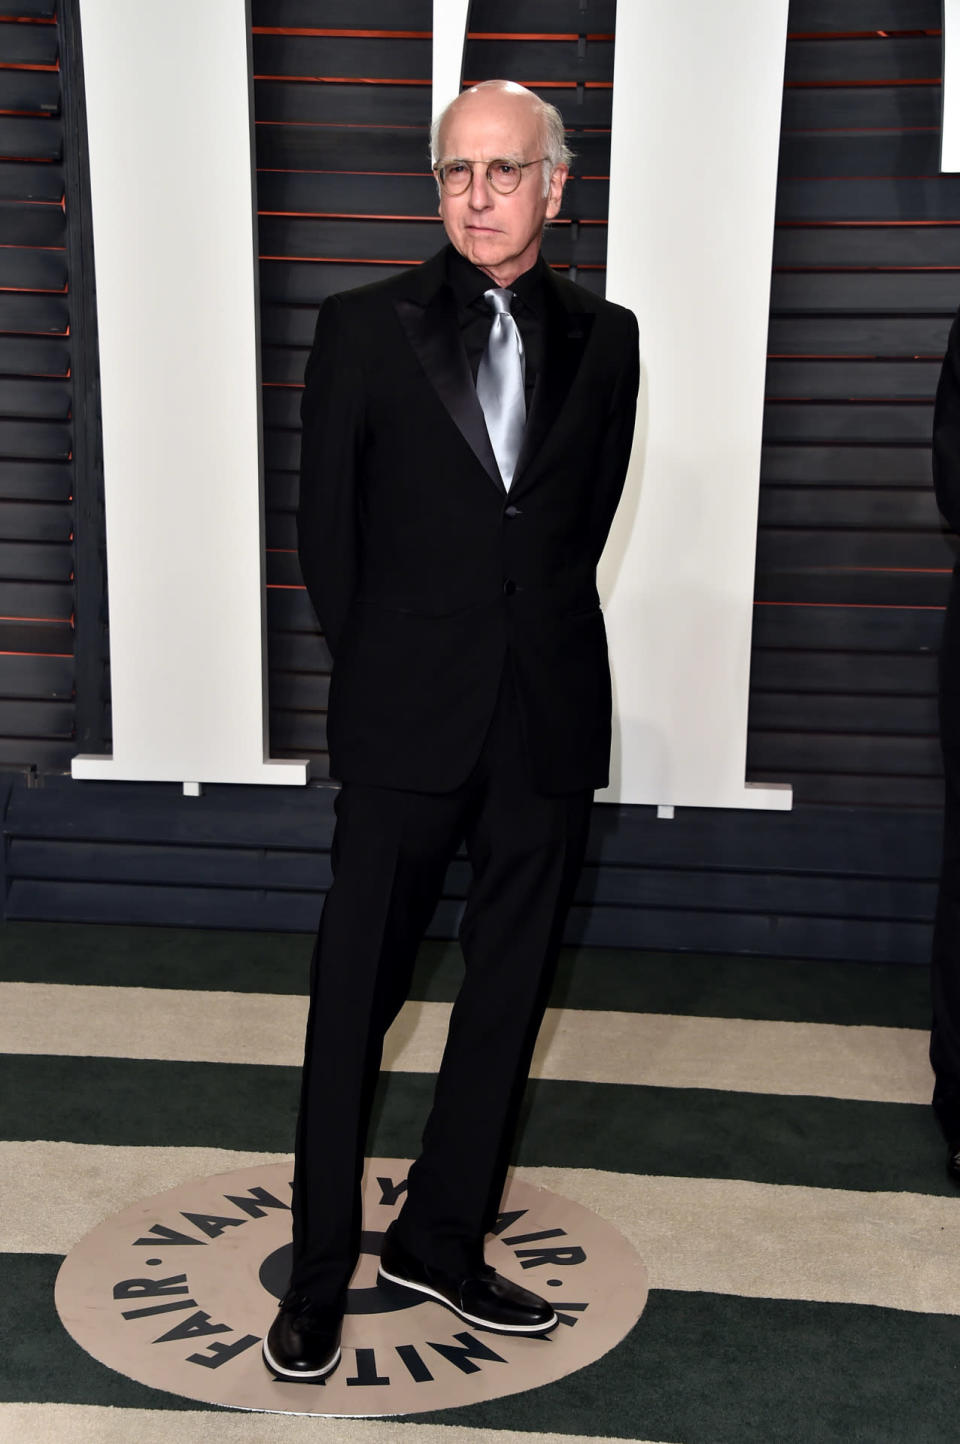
[2,0,958,966]
[0,2,76,775]
[256,0,432,771]
[749,0,953,807]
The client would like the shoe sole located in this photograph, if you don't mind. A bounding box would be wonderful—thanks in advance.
[377,1263,558,1335]
[261,1337,342,1382]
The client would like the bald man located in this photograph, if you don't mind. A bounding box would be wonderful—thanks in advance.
[263,80,640,1382]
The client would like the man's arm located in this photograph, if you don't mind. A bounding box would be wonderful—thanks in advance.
[297,294,365,657]
[934,312,960,537]
[592,311,641,543]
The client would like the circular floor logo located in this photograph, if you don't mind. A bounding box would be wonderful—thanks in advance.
[56,1159,647,1417]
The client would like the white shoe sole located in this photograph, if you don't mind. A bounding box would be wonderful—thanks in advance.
[377,1263,558,1335]
[262,1336,342,1381]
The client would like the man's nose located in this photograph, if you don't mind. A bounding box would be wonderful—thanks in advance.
[467,166,493,208]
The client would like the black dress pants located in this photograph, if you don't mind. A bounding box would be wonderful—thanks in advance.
[288,671,593,1306]
[932,573,960,1140]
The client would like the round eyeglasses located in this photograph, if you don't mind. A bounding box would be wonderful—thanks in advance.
[433,157,547,196]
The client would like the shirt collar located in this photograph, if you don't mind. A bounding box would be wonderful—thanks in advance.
[446,244,545,316]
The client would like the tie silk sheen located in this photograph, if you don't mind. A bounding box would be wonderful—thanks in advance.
[476,287,526,489]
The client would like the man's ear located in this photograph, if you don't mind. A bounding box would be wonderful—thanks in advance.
[545,164,569,221]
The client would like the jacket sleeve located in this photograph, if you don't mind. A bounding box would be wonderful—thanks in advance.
[592,309,641,548]
[934,311,960,536]
[297,294,365,657]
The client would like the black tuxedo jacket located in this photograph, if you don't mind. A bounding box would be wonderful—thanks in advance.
[297,244,640,794]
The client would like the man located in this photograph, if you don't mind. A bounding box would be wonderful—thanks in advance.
[263,79,640,1382]
[930,306,960,1180]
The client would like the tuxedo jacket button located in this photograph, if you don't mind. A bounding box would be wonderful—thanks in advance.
[504,505,522,518]
[503,579,517,596]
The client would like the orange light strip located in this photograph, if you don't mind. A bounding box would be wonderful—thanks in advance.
[0,648,72,657]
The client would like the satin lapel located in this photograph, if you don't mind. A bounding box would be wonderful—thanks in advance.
[513,280,594,487]
[394,285,504,493]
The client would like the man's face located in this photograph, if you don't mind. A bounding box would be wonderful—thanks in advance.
[436,88,567,287]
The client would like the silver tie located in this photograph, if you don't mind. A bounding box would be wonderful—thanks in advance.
[476,287,525,489]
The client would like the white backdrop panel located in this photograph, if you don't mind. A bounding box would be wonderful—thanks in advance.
[71,0,306,788]
[599,0,792,810]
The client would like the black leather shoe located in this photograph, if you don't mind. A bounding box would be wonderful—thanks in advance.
[262,1291,343,1381]
[377,1222,557,1335]
[947,1143,960,1185]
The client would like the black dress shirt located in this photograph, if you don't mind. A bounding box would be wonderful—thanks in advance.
[445,245,543,411]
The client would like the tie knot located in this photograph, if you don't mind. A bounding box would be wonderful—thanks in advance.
[484,287,514,316]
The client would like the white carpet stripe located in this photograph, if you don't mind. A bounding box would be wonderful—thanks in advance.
[0,982,934,1103]
[6,1142,960,1318]
[0,1403,661,1444]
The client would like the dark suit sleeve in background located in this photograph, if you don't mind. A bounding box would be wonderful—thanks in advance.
[297,295,365,657]
[934,313,960,535]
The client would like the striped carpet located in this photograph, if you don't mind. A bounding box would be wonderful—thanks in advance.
[1,919,957,1442]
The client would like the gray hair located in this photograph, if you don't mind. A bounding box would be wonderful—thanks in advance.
[430,80,573,196]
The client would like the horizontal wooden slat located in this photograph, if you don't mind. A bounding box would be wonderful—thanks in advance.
[0,0,56,17]
[0,18,58,67]
[0,498,70,541]
[251,0,431,24]
[758,525,952,567]
[753,572,951,608]
[750,649,937,695]
[0,618,71,654]
[0,696,72,735]
[763,401,933,444]
[0,376,68,419]
[265,549,300,586]
[0,162,62,204]
[463,36,614,84]
[0,650,71,698]
[748,772,943,809]
[263,428,302,471]
[0,114,60,162]
[767,317,954,359]
[771,272,960,316]
[252,34,432,81]
[0,246,65,292]
[781,86,939,129]
[0,417,69,460]
[466,0,617,24]
[765,359,940,400]
[0,578,70,615]
[749,691,936,735]
[0,197,64,247]
[0,63,58,114]
[751,602,943,651]
[760,445,933,485]
[788,0,941,31]
[0,737,71,770]
[749,728,941,775]
[773,226,960,269]
[0,293,67,333]
[267,585,323,631]
[0,334,68,377]
[778,131,940,178]
[777,175,960,222]
[267,630,331,672]
[784,36,941,84]
[758,486,941,529]
[0,459,69,501]
[0,538,71,581]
